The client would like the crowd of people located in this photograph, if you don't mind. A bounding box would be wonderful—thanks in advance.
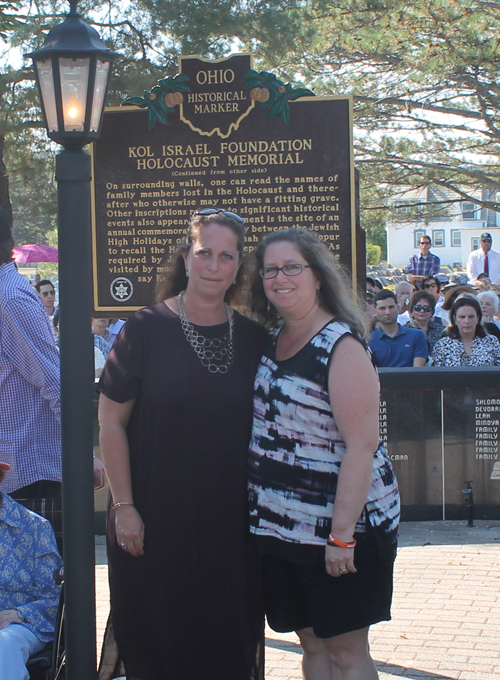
[3,202,499,680]
[365,232,500,367]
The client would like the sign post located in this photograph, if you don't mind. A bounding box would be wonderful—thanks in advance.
[92,54,360,313]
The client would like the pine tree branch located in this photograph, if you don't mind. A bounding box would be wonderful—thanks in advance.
[356,156,500,190]
[353,95,484,120]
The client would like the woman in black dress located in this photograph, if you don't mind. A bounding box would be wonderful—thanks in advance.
[98,209,266,680]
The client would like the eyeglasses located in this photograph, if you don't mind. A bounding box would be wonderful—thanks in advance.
[194,208,245,224]
[260,264,312,279]
[419,241,431,245]
[41,290,55,297]
[413,305,432,313]
[423,283,437,289]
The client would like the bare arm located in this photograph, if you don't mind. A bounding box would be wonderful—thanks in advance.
[99,393,144,556]
[326,336,380,577]
[413,356,427,367]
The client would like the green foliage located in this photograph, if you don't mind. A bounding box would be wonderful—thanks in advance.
[243,70,314,123]
[0,0,181,241]
[5,128,57,245]
[366,243,381,265]
[361,204,387,260]
[226,0,500,216]
[123,73,191,130]
[128,0,500,219]
[0,1,22,39]
[5,0,500,244]
[37,226,58,279]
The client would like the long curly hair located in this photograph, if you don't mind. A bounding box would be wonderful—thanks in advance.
[249,228,366,336]
[156,211,247,306]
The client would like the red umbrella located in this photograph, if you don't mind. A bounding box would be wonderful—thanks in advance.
[12,244,58,263]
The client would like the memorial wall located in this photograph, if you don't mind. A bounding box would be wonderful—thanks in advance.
[378,368,500,521]
[94,382,500,529]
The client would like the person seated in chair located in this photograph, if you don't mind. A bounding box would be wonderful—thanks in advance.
[0,461,62,680]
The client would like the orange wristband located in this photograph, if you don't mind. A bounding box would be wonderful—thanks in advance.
[326,533,356,549]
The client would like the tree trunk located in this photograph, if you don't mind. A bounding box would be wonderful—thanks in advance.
[0,134,12,223]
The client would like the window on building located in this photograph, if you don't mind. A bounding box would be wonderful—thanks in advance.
[451,230,462,247]
[395,200,412,215]
[414,230,427,248]
[462,201,477,220]
[432,230,445,247]
[471,237,480,251]
[395,200,423,220]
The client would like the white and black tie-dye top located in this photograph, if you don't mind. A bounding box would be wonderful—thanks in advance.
[248,319,400,561]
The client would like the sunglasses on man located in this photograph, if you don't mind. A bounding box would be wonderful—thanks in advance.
[41,290,55,297]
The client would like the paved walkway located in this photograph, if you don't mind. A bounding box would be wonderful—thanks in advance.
[95,521,500,679]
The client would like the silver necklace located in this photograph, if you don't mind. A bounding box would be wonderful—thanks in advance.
[178,291,234,373]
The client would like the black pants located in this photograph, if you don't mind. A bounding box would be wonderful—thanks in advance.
[10,480,62,500]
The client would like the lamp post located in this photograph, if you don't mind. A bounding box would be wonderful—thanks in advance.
[28,3,117,678]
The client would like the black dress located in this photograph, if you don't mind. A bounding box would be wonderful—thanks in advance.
[98,302,266,680]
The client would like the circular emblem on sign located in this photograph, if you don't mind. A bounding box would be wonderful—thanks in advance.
[110,277,133,302]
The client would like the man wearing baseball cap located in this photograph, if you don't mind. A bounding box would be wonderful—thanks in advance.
[0,208,62,520]
[0,460,62,679]
[467,232,500,285]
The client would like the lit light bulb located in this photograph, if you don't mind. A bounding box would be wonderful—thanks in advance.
[65,94,81,123]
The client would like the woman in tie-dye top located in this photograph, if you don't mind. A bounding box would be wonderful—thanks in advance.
[248,229,400,680]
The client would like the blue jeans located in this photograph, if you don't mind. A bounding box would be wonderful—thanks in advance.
[0,623,45,680]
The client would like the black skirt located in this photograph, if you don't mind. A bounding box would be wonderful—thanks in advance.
[261,526,397,639]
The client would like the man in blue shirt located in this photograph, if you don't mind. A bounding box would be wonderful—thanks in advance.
[0,212,107,545]
[0,461,62,680]
[369,290,429,367]
[0,208,62,498]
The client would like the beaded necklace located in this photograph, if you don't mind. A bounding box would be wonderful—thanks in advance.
[178,291,234,374]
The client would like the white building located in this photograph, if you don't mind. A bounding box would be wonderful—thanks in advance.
[386,186,500,269]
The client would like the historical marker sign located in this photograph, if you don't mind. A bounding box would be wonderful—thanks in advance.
[91,54,356,312]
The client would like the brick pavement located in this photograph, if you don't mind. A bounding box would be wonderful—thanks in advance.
[95,521,500,679]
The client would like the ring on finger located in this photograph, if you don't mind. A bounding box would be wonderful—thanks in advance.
[339,566,348,575]
[120,541,126,547]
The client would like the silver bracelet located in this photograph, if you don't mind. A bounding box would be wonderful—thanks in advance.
[113,501,134,510]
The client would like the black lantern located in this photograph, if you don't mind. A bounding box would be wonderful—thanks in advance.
[28,0,118,147]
